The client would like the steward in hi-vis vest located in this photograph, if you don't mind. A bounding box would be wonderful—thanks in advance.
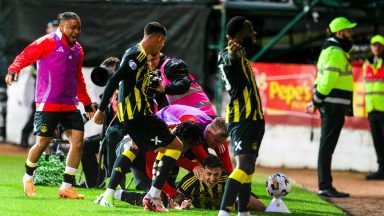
[306,16,356,198]
[363,35,384,180]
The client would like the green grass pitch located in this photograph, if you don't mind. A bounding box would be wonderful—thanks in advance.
[0,155,345,215]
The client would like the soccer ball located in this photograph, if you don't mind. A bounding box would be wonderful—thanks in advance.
[266,173,291,198]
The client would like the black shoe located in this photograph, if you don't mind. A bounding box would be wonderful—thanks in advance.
[318,187,350,198]
[366,171,384,180]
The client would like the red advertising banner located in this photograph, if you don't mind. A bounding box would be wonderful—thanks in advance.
[251,62,369,130]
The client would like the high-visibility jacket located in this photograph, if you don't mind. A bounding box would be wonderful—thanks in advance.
[313,43,354,116]
[363,58,384,113]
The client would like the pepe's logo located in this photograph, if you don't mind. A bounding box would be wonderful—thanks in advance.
[40,124,48,133]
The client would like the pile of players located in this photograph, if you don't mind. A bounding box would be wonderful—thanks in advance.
[7,11,265,215]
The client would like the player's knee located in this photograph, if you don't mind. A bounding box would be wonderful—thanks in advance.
[239,164,255,175]
[237,161,255,174]
[34,138,51,150]
[236,155,256,174]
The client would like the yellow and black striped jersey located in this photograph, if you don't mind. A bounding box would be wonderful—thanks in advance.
[177,172,228,209]
[98,43,152,121]
[218,48,264,123]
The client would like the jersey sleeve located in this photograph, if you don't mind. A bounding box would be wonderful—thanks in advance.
[175,156,200,171]
[191,144,209,163]
[163,58,192,95]
[177,172,198,198]
[213,142,233,173]
[99,46,146,111]
[8,35,55,74]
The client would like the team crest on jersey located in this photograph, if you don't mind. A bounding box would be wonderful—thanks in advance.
[40,124,48,133]
[129,60,137,70]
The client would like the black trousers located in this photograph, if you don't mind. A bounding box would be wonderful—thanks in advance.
[368,111,384,168]
[318,112,345,190]
[81,124,125,187]
[104,126,125,176]
[81,135,103,187]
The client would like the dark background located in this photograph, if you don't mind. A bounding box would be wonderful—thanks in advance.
[0,0,212,85]
[2,0,384,97]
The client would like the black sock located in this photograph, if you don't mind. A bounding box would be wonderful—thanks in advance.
[121,190,146,206]
[25,163,37,176]
[238,182,251,212]
[167,166,179,188]
[153,155,176,190]
[63,173,76,185]
[220,178,242,212]
[108,154,132,189]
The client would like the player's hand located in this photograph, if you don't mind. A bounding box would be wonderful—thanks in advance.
[92,109,104,125]
[130,141,138,150]
[305,101,316,114]
[226,35,242,59]
[192,166,204,181]
[85,102,97,119]
[5,73,18,85]
[178,199,192,210]
[151,77,166,93]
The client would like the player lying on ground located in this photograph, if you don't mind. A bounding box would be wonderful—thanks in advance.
[110,104,232,203]
[114,155,265,211]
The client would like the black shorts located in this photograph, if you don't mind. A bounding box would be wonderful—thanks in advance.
[33,111,84,137]
[227,119,265,156]
[123,115,176,151]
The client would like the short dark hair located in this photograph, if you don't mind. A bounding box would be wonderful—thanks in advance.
[144,22,167,37]
[226,16,247,38]
[174,120,203,148]
[47,19,59,28]
[100,57,120,68]
[58,12,80,24]
[202,154,222,169]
